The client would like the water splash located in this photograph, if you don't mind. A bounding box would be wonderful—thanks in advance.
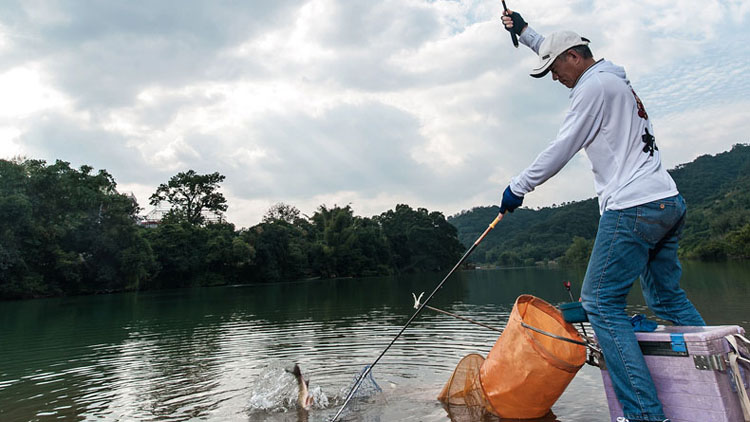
[246,367,296,412]
[246,366,329,414]
[308,385,329,409]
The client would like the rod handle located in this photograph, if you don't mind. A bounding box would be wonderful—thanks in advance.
[501,1,519,48]
[474,212,504,246]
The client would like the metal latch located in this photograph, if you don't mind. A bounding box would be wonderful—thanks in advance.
[694,354,727,371]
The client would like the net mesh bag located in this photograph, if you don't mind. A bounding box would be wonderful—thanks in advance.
[437,353,493,420]
[437,353,486,406]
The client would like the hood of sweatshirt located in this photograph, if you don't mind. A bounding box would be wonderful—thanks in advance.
[572,59,628,93]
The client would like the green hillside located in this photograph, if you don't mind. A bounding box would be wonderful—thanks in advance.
[448,143,750,265]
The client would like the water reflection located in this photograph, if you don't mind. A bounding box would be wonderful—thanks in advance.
[0,261,748,421]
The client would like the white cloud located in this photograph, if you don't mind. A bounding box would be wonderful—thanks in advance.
[0,24,10,52]
[657,101,750,168]
[0,65,68,118]
[1,0,749,228]
[0,126,22,157]
[20,0,71,26]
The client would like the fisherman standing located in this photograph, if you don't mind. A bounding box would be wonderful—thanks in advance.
[499,10,705,422]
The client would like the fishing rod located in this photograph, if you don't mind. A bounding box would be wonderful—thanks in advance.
[501,0,519,48]
[330,212,505,421]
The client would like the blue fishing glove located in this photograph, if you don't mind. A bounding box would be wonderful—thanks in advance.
[503,11,527,36]
[499,186,524,214]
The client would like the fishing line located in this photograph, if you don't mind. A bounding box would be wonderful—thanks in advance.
[330,212,505,421]
[414,292,590,347]
[412,291,504,334]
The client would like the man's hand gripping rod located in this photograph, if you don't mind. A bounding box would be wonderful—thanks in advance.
[330,212,505,421]
[502,0,519,47]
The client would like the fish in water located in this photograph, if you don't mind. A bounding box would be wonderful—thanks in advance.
[287,363,314,410]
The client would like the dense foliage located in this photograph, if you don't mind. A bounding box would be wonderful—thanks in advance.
[0,160,463,299]
[2,144,747,299]
[448,143,750,266]
[671,144,750,260]
[149,170,228,225]
[0,159,154,299]
[449,199,599,265]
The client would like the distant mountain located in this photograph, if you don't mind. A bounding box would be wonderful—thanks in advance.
[448,143,750,264]
[672,144,750,259]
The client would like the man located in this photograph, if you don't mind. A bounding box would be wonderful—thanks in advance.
[499,10,705,422]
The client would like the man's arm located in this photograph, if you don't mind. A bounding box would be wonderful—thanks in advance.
[510,89,603,196]
[502,11,544,54]
[518,26,544,55]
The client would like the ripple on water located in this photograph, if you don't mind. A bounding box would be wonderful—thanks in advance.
[10,273,743,421]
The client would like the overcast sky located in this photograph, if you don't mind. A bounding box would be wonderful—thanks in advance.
[2,0,749,228]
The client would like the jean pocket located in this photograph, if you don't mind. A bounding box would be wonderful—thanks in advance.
[634,199,681,244]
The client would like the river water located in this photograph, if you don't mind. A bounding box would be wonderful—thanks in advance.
[1,262,748,421]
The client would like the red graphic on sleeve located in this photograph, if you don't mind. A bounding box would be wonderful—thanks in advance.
[631,88,648,120]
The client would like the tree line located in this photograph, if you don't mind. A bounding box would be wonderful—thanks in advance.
[448,143,750,266]
[0,159,464,300]
[2,144,747,299]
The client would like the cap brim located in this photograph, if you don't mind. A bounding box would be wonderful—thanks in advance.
[530,56,553,78]
[529,37,591,79]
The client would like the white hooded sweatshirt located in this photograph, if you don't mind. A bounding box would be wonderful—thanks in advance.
[509,27,678,214]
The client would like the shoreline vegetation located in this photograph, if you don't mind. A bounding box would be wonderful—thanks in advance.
[1,144,748,300]
[449,143,750,267]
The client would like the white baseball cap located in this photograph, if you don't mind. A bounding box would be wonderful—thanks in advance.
[530,30,590,78]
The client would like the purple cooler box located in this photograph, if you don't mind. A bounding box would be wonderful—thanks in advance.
[600,325,749,422]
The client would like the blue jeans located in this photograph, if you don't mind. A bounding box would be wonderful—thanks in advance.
[580,194,705,422]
